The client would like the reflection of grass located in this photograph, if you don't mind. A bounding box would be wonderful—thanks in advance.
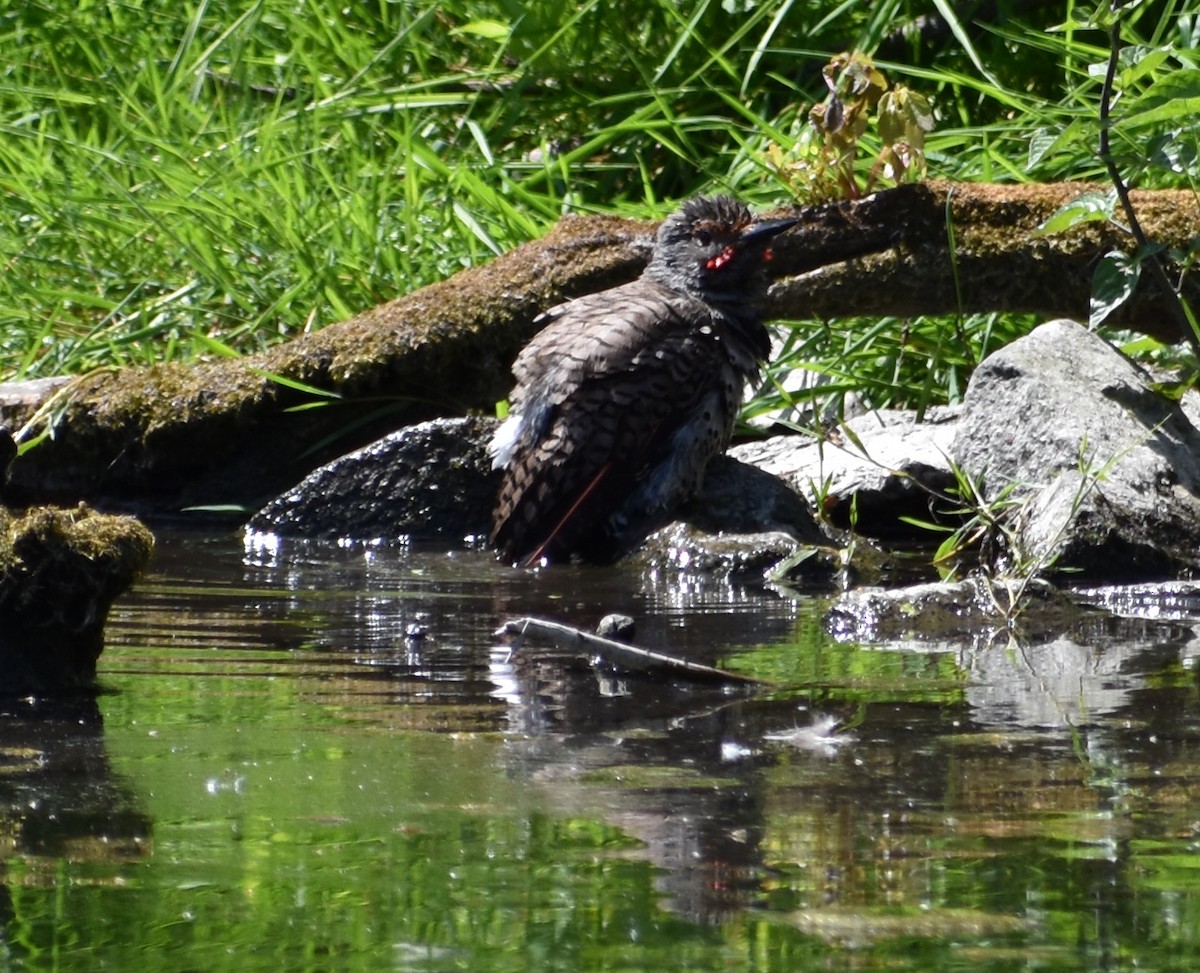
[726,634,967,704]
[1129,842,1200,892]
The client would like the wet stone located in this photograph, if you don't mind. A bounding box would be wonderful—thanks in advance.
[825,576,1084,647]
[596,614,636,641]
[680,454,825,541]
[246,416,501,543]
[635,523,808,581]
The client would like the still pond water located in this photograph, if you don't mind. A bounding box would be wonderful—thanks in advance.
[4,529,1200,971]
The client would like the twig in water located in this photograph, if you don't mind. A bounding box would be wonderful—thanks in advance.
[494,616,768,687]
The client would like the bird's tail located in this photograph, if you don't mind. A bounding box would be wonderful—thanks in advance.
[519,462,613,566]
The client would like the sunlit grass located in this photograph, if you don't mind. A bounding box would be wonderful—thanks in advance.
[2,0,1196,419]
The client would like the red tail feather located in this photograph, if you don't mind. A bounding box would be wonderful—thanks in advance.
[522,463,612,566]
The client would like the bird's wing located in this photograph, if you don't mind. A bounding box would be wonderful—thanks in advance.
[492,282,738,563]
[510,282,688,401]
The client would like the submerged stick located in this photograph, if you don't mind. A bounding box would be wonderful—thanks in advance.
[495,616,768,687]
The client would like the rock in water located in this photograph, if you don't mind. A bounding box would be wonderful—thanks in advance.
[950,319,1200,580]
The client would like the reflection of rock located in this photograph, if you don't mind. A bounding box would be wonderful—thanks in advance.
[0,697,151,868]
[825,574,1200,730]
[960,633,1182,729]
[1,505,154,694]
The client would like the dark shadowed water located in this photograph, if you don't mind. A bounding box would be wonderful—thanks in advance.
[3,529,1200,971]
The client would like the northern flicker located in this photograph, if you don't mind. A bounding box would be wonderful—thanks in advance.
[489,195,797,565]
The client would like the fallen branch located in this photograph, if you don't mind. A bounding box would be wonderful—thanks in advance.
[768,181,1200,340]
[494,616,768,687]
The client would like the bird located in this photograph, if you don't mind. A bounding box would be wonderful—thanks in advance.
[488,195,797,566]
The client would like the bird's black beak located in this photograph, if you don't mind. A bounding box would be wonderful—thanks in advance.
[740,215,799,245]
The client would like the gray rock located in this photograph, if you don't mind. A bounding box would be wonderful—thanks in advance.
[635,523,815,581]
[950,319,1200,580]
[825,576,1077,647]
[596,614,636,640]
[633,453,831,579]
[680,454,825,540]
[246,415,500,543]
[731,407,958,536]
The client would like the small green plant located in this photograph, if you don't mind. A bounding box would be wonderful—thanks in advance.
[765,52,934,203]
[899,460,1022,583]
[900,426,1157,622]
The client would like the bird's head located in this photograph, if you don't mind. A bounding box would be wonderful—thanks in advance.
[645,195,797,303]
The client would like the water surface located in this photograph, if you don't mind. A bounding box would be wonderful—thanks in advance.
[3,529,1200,971]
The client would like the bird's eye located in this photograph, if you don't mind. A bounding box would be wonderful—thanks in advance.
[695,229,713,246]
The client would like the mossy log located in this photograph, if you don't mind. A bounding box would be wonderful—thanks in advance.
[771,181,1200,337]
[1,181,1196,515]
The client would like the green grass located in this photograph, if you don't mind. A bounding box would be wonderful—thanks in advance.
[2,0,1198,420]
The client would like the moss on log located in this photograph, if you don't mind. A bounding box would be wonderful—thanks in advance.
[768,181,1200,337]
[0,505,154,693]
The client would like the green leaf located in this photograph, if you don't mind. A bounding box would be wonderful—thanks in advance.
[1027,121,1086,169]
[1089,250,1140,329]
[249,368,342,400]
[1147,379,1193,403]
[897,515,953,534]
[1027,128,1058,169]
[179,503,254,514]
[191,333,243,358]
[1035,191,1115,236]
[1117,69,1200,130]
[1119,335,1166,357]
[452,19,510,41]
[1116,45,1170,88]
[931,0,1004,90]
[933,532,965,564]
[877,86,934,147]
